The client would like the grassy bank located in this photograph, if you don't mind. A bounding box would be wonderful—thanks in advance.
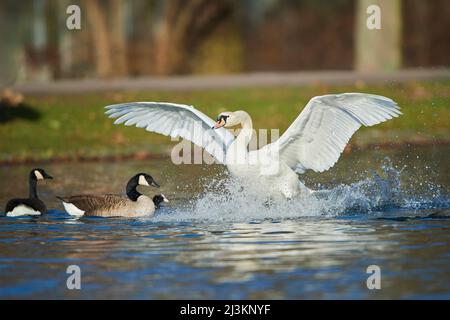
[0,81,449,162]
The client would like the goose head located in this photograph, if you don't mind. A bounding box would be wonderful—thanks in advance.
[213,111,250,129]
[30,168,53,181]
[126,173,160,202]
[153,194,169,209]
[133,173,160,188]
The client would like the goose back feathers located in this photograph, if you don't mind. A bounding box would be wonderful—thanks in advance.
[57,194,155,218]
[5,198,47,216]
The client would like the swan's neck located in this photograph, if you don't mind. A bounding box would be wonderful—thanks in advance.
[238,111,253,130]
[227,111,253,163]
[234,111,253,146]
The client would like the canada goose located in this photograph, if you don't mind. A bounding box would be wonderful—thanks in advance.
[105,93,401,199]
[57,173,162,218]
[152,194,169,209]
[4,168,53,216]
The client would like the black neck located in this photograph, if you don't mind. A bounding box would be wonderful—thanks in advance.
[29,177,38,199]
[153,195,162,209]
[126,177,141,201]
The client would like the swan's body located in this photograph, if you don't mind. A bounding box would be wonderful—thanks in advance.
[105,93,401,199]
[218,110,312,199]
[57,173,166,218]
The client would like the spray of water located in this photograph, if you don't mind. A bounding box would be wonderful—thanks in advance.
[154,158,449,222]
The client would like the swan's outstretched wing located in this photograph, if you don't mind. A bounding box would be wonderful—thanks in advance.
[255,93,401,173]
[105,102,235,163]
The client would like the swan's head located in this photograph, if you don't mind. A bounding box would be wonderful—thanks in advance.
[212,111,242,129]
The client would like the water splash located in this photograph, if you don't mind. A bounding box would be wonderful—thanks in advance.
[154,158,449,222]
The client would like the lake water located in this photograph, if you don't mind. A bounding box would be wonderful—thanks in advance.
[0,145,449,299]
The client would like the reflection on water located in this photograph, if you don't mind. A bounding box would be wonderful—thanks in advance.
[0,145,449,299]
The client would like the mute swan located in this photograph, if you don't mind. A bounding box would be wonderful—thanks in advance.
[57,173,165,217]
[5,168,53,217]
[105,93,401,199]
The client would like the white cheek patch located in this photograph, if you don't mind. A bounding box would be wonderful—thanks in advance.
[34,170,44,180]
[138,175,150,186]
[162,194,169,202]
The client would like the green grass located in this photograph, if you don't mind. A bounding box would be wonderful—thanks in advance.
[0,81,449,162]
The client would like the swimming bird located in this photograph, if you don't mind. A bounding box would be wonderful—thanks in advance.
[5,168,53,216]
[105,93,401,199]
[57,173,162,217]
[152,194,169,209]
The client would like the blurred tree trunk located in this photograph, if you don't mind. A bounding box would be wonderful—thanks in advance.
[110,0,128,76]
[0,2,30,85]
[355,0,402,72]
[58,0,73,78]
[84,0,128,78]
[407,0,429,66]
[31,0,51,81]
[45,0,61,79]
[155,0,233,75]
[84,0,113,78]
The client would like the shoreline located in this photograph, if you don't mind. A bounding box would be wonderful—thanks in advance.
[10,69,450,95]
[2,81,448,167]
[1,140,448,167]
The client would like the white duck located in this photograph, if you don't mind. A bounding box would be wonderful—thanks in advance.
[105,93,401,199]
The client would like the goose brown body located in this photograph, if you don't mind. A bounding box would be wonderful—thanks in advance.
[57,173,163,218]
[57,194,155,217]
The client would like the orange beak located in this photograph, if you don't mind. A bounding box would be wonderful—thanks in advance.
[213,118,226,129]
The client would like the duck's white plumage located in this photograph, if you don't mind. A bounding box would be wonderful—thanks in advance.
[105,93,401,199]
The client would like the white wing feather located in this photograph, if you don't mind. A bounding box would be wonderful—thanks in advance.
[105,102,235,164]
[253,93,401,173]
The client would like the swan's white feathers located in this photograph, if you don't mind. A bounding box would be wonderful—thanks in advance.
[105,102,235,163]
[254,93,401,173]
[105,94,400,176]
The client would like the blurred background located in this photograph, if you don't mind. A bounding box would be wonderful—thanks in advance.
[0,0,449,301]
[0,0,449,84]
[0,0,448,163]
